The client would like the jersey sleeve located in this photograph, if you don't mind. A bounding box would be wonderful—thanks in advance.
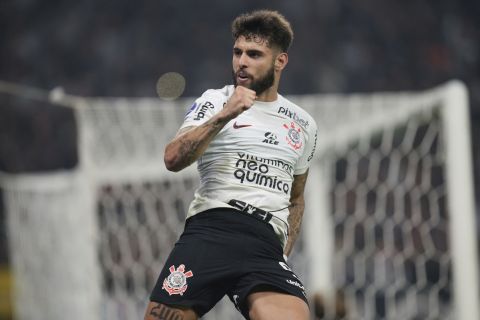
[294,117,318,175]
[179,89,226,130]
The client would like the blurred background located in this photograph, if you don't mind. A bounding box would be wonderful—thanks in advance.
[0,0,479,319]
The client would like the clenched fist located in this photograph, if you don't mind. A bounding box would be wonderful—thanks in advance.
[220,86,257,121]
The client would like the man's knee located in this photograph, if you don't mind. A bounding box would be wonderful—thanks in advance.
[144,301,198,320]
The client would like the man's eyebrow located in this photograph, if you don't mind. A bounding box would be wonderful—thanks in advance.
[246,49,262,53]
[232,47,265,56]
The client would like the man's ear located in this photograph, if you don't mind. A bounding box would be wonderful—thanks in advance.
[275,52,288,71]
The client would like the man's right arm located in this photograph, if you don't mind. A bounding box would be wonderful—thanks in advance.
[164,114,229,172]
[164,86,256,172]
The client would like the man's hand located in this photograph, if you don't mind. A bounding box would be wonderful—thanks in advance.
[164,86,256,172]
[219,86,256,121]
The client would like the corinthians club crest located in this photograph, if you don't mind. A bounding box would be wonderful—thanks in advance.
[162,264,194,296]
[283,122,303,150]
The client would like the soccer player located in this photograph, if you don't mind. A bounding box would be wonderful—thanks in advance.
[145,10,318,320]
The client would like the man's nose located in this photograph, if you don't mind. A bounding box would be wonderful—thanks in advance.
[238,53,248,67]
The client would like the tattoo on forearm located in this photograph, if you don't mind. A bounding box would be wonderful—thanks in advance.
[175,119,225,168]
[178,136,201,166]
[285,172,308,255]
[286,204,304,248]
[149,303,184,320]
[288,207,302,235]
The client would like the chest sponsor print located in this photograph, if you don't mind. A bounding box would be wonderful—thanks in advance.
[277,106,309,129]
[232,153,293,194]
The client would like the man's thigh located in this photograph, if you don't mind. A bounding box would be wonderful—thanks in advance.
[248,291,309,320]
[144,302,198,320]
[149,211,256,317]
[148,234,236,317]
[227,255,310,319]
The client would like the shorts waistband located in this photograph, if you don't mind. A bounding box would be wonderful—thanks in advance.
[227,199,289,249]
[227,199,273,223]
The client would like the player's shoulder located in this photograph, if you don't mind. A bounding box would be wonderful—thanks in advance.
[278,94,318,132]
[200,85,234,101]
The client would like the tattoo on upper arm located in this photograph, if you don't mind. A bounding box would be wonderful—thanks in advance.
[148,303,185,320]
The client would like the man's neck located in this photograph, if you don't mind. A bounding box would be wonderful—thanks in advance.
[256,86,279,102]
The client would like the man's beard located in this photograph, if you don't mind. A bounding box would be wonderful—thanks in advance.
[232,66,275,96]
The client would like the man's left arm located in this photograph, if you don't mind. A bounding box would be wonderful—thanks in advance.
[284,170,309,257]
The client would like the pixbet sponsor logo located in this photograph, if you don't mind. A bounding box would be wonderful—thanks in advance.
[278,106,309,129]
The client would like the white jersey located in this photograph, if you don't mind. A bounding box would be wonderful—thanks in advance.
[180,85,318,248]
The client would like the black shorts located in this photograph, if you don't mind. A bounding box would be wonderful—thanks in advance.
[149,208,308,319]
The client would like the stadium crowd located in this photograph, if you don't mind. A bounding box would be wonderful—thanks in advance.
[1,0,479,168]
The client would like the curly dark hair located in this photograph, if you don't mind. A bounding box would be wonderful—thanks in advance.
[231,10,294,52]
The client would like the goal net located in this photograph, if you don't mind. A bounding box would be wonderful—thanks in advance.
[1,81,478,320]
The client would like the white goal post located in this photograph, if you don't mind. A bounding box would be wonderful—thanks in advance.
[0,80,478,320]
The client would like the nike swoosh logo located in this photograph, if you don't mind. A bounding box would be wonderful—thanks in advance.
[233,121,252,129]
